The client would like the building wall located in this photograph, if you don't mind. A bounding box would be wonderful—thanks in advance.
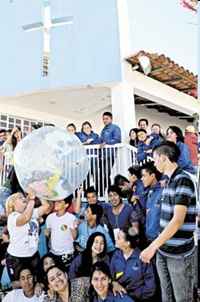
[0,103,67,128]
[135,105,189,133]
[0,0,122,96]
[0,101,189,138]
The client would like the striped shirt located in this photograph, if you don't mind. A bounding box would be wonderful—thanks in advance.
[159,167,196,255]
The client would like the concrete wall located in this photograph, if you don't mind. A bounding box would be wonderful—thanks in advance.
[0,0,122,96]
[135,105,189,133]
[0,101,190,140]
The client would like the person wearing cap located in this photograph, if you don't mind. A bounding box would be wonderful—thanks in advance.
[184,125,198,172]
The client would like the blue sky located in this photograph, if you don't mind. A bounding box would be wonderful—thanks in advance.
[127,0,197,74]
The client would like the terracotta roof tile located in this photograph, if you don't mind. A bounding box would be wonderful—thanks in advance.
[126,51,197,98]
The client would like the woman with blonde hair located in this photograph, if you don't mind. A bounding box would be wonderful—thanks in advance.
[5,191,50,282]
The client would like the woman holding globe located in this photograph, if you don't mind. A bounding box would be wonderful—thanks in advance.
[7,126,89,283]
[5,190,51,282]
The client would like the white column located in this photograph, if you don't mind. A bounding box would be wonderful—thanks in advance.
[116,0,131,66]
[111,0,136,142]
[111,82,136,142]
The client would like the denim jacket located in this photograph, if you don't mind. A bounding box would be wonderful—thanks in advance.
[100,123,121,145]
[136,141,147,163]
[145,183,163,241]
[78,131,101,145]
[110,248,155,300]
[76,221,115,252]
[177,141,195,174]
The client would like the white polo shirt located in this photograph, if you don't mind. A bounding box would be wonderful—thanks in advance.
[46,212,76,255]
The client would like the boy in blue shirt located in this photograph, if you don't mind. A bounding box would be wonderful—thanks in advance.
[141,162,163,242]
[99,112,121,194]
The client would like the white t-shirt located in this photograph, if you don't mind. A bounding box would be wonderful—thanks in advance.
[46,212,76,255]
[7,209,39,257]
[3,289,40,302]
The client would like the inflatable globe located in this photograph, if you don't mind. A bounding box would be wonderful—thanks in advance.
[14,126,89,200]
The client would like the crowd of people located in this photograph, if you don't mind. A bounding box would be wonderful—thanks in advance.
[0,113,198,302]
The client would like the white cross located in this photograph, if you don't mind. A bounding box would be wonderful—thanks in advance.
[22,0,73,76]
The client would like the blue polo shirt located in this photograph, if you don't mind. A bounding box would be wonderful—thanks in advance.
[104,203,133,230]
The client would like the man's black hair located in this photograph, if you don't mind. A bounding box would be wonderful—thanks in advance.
[64,194,73,206]
[122,227,140,249]
[138,118,149,126]
[137,128,147,134]
[107,184,123,197]
[66,123,76,131]
[141,161,162,181]
[45,123,55,127]
[153,141,180,163]
[128,165,142,179]
[85,186,97,196]
[0,129,6,133]
[89,204,103,225]
[114,174,129,187]
[17,265,35,281]
[32,123,42,130]
[102,111,113,119]
[151,123,161,129]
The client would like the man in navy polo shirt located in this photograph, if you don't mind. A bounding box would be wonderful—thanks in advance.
[99,112,121,194]
[100,112,121,146]
[140,141,196,302]
[104,185,133,242]
[141,162,163,242]
[141,162,163,300]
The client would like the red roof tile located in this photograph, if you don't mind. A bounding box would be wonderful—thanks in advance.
[126,51,198,98]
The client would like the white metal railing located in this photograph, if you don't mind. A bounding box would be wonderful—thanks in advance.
[0,144,138,198]
[0,155,11,187]
[83,143,137,197]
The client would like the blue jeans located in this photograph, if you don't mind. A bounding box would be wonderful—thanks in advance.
[156,250,195,302]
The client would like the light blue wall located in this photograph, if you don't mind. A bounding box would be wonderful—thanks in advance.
[198,5,200,98]
[0,0,122,96]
